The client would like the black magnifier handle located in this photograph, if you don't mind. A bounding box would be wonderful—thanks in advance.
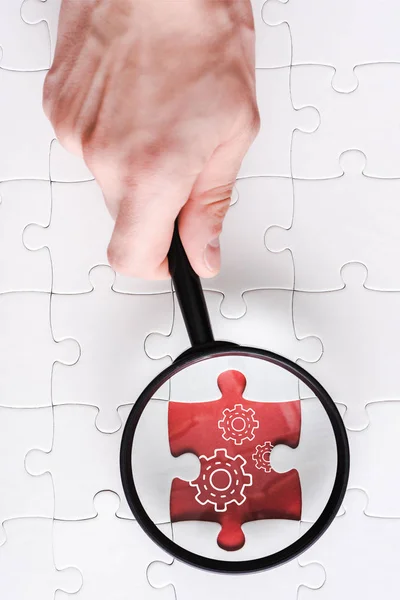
[168,221,215,348]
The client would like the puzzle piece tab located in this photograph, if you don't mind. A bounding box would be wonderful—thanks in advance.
[169,370,301,551]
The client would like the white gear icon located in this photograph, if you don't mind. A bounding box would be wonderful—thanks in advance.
[218,403,259,445]
[252,441,274,473]
[189,448,253,512]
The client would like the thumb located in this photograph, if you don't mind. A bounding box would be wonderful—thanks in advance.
[106,165,197,279]
[178,138,249,279]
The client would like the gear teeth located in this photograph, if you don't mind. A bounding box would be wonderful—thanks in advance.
[189,448,253,512]
[217,403,260,446]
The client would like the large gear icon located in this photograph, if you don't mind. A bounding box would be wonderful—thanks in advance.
[218,403,259,445]
[252,441,274,473]
[189,448,253,512]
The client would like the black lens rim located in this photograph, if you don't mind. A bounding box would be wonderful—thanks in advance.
[120,344,349,574]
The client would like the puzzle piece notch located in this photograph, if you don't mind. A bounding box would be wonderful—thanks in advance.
[204,176,295,318]
[169,369,301,552]
[22,0,62,63]
[0,518,82,600]
[251,0,291,68]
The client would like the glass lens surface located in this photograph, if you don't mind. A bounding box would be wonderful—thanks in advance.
[130,353,341,562]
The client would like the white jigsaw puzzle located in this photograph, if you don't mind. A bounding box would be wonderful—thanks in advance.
[2,0,400,599]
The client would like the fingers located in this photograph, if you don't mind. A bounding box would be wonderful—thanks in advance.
[106,165,197,280]
[178,126,258,278]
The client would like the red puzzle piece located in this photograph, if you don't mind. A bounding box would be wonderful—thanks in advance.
[169,369,301,551]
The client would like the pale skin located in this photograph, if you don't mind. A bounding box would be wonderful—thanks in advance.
[44,0,259,279]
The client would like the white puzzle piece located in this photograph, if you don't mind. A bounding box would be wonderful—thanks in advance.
[22,0,62,64]
[25,404,132,520]
[0,407,53,545]
[0,0,50,69]
[266,150,400,291]
[50,139,94,183]
[51,265,173,433]
[348,402,400,517]
[0,69,54,180]
[293,262,400,430]
[148,554,325,600]
[238,67,319,178]
[271,398,345,522]
[291,63,400,178]
[204,176,294,317]
[298,489,400,600]
[0,292,79,408]
[264,0,400,92]
[122,400,200,526]
[251,0,291,68]
[24,180,114,294]
[0,517,82,600]
[0,179,51,293]
[54,491,175,600]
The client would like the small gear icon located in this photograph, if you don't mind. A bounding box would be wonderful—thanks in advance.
[252,441,273,473]
[189,448,253,512]
[218,403,259,445]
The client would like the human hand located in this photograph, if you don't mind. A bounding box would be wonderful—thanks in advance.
[43,0,259,279]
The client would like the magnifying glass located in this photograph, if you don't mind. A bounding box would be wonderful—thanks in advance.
[120,222,349,574]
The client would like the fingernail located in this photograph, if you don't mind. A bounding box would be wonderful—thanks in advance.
[204,237,220,273]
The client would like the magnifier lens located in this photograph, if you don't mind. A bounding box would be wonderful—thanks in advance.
[129,351,339,563]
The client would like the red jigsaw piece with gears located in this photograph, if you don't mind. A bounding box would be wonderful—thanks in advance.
[169,369,301,551]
